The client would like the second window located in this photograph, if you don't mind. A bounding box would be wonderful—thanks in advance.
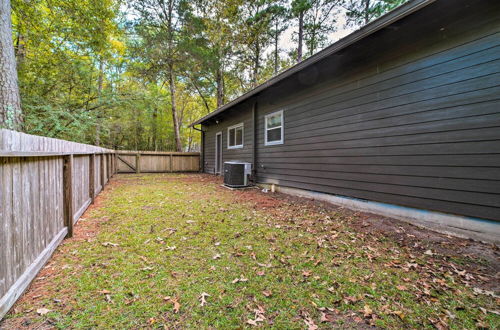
[228,123,244,149]
[265,110,284,146]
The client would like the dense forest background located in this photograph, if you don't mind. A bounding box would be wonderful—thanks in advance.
[9,0,406,151]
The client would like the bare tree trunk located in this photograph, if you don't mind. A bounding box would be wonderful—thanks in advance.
[133,107,139,151]
[364,0,370,24]
[164,0,181,151]
[168,66,182,152]
[0,0,23,130]
[297,10,304,62]
[274,20,279,74]
[152,106,158,151]
[95,59,104,146]
[253,39,260,87]
[191,79,211,113]
[310,29,317,56]
[216,65,224,108]
[15,30,26,67]
[187,128,193,152]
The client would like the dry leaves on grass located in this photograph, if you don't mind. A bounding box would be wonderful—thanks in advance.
[300,310,318,330]
[97,289,113,304]
[247,305,266,326]
[257,262,272,268]
[163,296,180,313]
[231,276,248,284]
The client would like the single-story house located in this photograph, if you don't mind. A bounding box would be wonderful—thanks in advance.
[190,0,500,243]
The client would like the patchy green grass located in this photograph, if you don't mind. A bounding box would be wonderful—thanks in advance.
[3,174,499,329]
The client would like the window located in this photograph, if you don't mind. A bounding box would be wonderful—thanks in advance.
[227,123,244,149]
[265,110,284,145]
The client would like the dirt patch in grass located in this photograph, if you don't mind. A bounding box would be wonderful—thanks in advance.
[232,187,286,210]
[2,174,498,329]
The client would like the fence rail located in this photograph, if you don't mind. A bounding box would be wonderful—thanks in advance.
[0,130,201,319]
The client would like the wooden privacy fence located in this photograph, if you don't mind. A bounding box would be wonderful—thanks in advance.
[0,129,116,319]
[116,151,200,173]
[0,130,202,319]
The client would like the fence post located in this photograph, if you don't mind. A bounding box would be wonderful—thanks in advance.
[100,153,105,190]
[89,154,95,204]
[104,154,108,182]
[136,153,141,174]
[170,153,173,173]
[111,152,115,176]
[107,154,111,181]
[114,152,118,174]
[63,154,74,238]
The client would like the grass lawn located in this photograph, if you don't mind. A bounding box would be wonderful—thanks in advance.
[2,174,498,329]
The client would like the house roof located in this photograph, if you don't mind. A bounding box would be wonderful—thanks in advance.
[190,0,436,127]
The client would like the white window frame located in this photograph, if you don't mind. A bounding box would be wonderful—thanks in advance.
[264,110,284,146]
[227,123,244,149]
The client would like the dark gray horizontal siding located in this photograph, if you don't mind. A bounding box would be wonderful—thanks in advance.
[259,140,500,157]
[278,41,500,126]
[254,3,500,221]
[257,44,499,130]
[267,99,500,147]
[257,169,499,194]
[203,127,216,174]
[258,115,500,152]
[257,154,500,167]
[256,173,499,207]
[203,105,253,174]
[259,163,500,181]
[267,78,500,137]
[255,176,500,221]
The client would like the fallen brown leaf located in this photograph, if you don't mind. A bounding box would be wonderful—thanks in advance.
[232,276,248,284]
[36,308,51,315]
[199,292,210,307]
[102,242,119,247]
[97,289,111,295]
[164,296,180,313]
[363,305,373,318]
